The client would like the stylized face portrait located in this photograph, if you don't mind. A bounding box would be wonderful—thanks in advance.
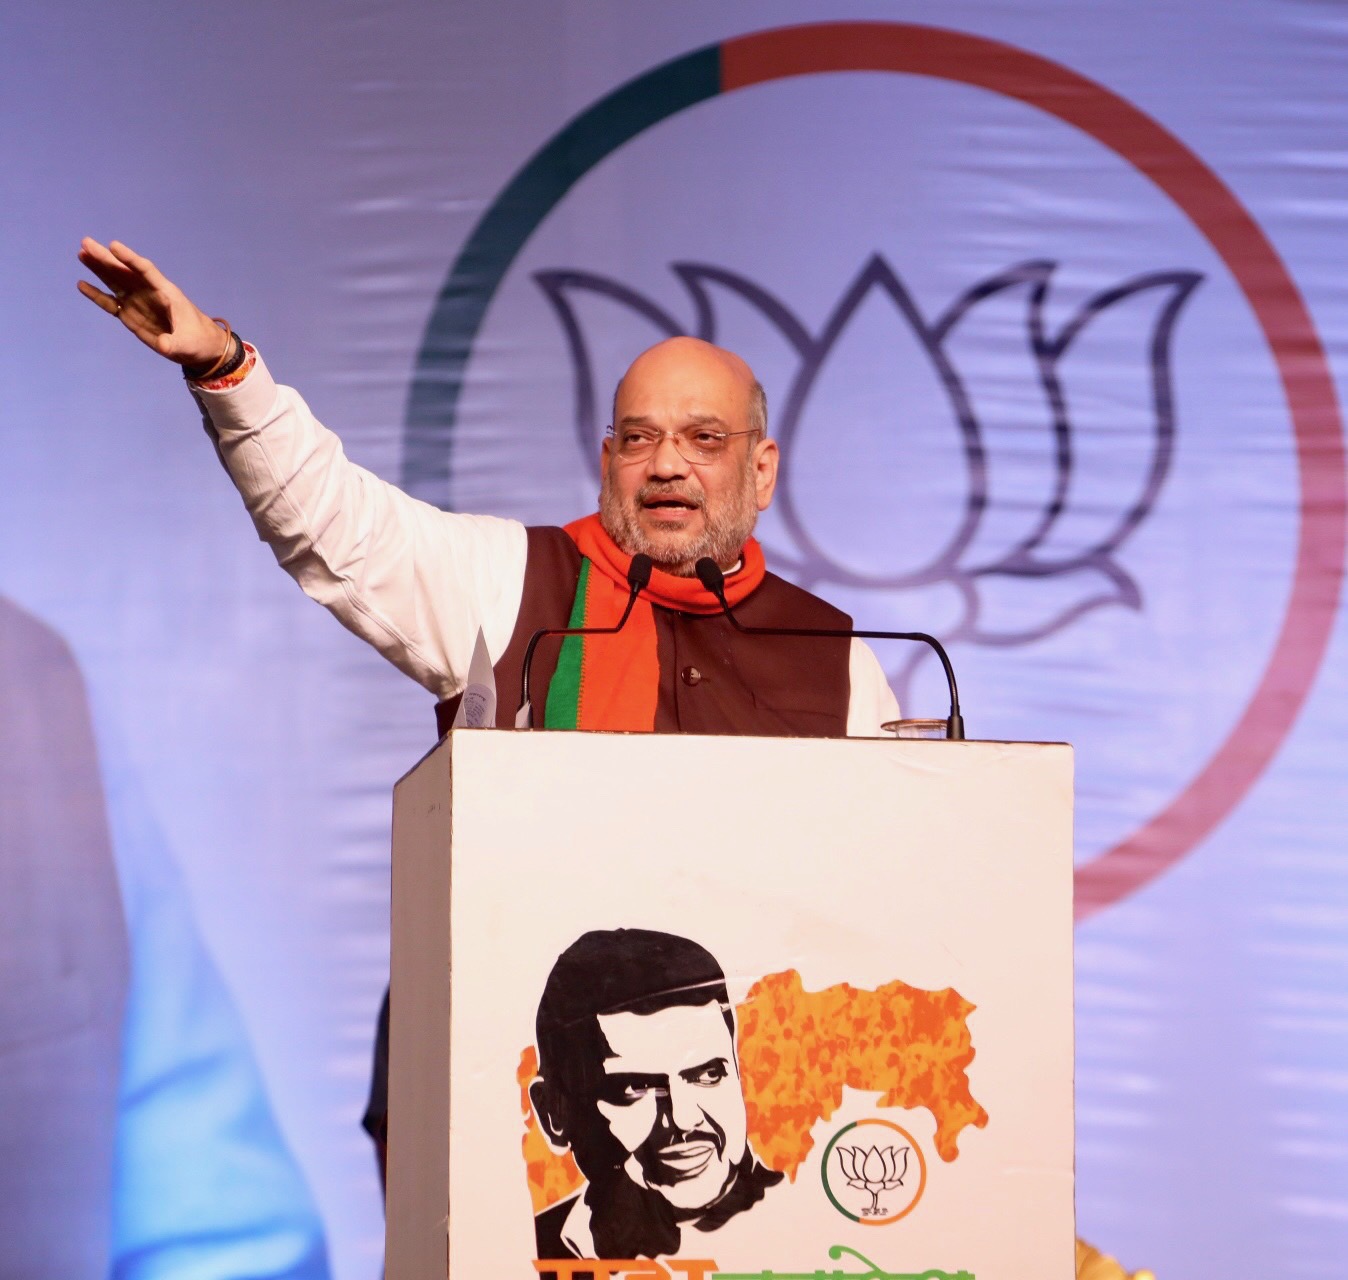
[530,928,780,1260]
[593,1000,750,1213]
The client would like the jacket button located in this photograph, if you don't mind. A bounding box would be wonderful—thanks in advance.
[681,666,703,686]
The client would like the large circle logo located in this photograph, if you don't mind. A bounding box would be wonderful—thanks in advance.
[404,22,1345,919]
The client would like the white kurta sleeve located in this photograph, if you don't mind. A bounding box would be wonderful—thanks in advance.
[846,638,902,737]
[191,355,526,699]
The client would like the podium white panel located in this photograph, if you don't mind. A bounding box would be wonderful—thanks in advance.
[388,732,1073,1280]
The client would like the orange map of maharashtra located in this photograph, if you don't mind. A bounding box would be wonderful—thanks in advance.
[518,970,988,1212]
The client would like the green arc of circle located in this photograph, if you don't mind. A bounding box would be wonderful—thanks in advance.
[401,45,720,502]
[819,1121,862,1223]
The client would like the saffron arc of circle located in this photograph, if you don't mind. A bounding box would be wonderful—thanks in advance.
[404,22,1346,919]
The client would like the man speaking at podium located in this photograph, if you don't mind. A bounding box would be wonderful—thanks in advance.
[79,238,1152,1280]
[77,237,899,740]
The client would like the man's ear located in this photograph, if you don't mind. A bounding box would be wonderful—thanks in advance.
[753,437,779,511]
[529,1077,571,1152]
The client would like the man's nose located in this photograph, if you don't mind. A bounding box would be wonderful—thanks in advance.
[647,432,690,478]
[667,1080,705,1135]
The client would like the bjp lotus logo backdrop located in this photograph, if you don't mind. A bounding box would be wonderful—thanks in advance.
[535,253,1201,692]
[403,22,1344,918]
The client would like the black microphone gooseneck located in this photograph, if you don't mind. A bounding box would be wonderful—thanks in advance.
[515,553,655,728]
[694,557,966,741]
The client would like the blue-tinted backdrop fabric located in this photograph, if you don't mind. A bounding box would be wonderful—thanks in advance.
[4,3,1345,1277]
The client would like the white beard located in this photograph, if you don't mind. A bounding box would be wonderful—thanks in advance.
[599,465,758,578]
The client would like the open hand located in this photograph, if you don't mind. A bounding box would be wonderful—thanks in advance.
[77,238,229,367]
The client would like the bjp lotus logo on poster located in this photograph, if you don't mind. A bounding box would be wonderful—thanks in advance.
[822,1120,927,1225]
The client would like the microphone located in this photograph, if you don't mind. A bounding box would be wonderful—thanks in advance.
[515,554,654,728]
[695,558,966,741]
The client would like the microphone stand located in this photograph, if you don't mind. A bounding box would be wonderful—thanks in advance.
[694,558,966,741]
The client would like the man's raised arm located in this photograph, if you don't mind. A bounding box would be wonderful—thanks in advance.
[77,238,528,702]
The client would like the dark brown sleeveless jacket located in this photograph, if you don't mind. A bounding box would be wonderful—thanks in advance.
[435,526,852,738]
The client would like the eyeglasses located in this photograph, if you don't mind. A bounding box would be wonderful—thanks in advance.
[606,424,761,464]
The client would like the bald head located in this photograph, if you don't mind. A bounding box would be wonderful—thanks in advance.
[613,337,767,437]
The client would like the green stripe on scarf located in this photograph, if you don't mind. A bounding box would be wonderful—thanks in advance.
[543,557,591,729]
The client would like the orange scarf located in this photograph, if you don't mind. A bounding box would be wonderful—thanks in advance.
[542,514,765,731]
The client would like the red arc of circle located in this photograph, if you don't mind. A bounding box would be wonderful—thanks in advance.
[722,24,1346,919]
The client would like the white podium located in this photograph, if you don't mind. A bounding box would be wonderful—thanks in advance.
[387,732,1074,1280]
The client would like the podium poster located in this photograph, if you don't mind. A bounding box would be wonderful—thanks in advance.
[390,731,1073,1279]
